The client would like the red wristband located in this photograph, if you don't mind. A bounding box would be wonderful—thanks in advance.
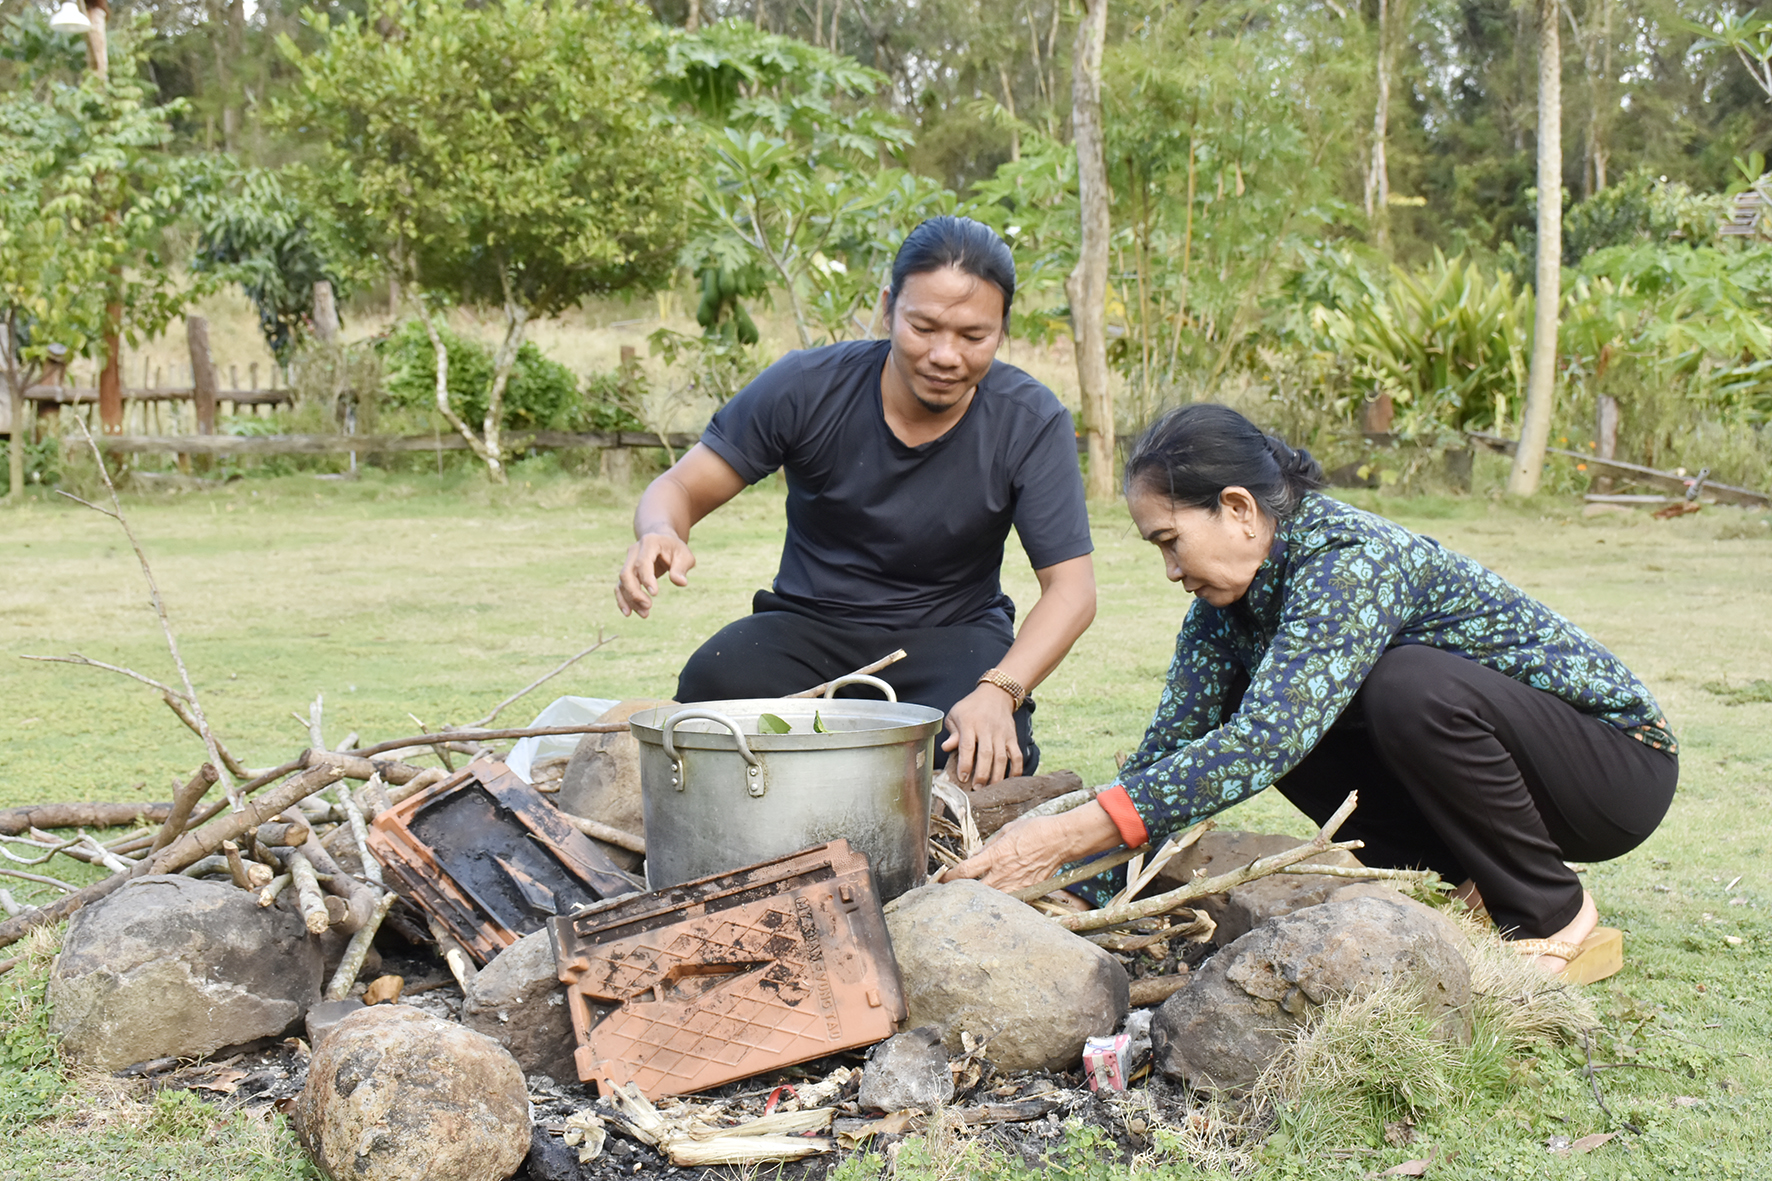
[1095,784,1149,849]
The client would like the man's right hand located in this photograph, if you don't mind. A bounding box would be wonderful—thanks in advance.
[616,531,696,618]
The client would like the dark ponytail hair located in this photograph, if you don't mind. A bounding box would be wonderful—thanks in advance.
[887,216,1016,324]
[1123,404,1327,520]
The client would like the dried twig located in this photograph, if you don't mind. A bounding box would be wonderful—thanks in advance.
[0,866,78,892]
[1010,843,1149,903]
[61,418,236,807]
[183,757,309,830]
[19,653,185,699]
[351,722,626,760]
[162,694,254,778]
[148,764,219,857]
[559,814,647,855]
[1056,792,1363,934]
[1108,819,1215,908]
[786,649,908,699]
[1275,864,1438,882]
[222,841,252,889]
[289,852,330,934]
[337,780,382,888]
[257,873,291,907]
[465,630,617,728]
[308,692,326,751]
[0,835,80,866]
[325,891,398,1000]
[0,888,29,918]
[0,802,172,837]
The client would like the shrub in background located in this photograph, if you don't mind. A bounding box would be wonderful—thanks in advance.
[380,319,579,433]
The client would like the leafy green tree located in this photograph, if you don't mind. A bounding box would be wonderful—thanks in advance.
[1,18,195,497]
[660,22,953,350]
[276,0,696,482]
[185,159,342,360]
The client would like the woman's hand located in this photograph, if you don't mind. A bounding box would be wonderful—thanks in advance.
[941,800,1124,893]
[941,684,1022,786]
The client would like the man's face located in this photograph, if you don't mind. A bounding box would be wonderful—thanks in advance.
[883,266,1007,414]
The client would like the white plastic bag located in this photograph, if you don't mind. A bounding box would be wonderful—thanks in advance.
[504,694,620,783]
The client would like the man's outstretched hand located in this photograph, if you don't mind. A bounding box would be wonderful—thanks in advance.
[616,531,696,618]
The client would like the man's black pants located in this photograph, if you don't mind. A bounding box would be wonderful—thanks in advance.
[1272,644,1677,938]
[675,591,1039,774]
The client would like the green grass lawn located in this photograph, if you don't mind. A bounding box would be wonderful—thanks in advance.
[2,459,1770,1178]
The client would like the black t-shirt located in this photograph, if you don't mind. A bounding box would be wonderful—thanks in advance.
[701,339,1093,632]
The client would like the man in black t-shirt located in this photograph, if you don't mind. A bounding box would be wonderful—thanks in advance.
[615,217,1096,787]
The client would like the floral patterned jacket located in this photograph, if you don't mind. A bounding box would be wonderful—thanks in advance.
[1106,491,1676,845]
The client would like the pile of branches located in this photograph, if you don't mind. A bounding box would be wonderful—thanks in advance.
[0,422,622,978]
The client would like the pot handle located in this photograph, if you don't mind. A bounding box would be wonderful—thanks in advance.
[819,673,899,701]
[660,708,762,794]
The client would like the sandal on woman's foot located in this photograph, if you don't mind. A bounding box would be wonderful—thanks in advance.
[1513,927,1624,985]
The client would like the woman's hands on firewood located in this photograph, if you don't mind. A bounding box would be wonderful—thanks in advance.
[941,800,1124,892]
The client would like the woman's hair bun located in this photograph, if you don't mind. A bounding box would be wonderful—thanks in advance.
[1123,404,1324,519]
[1265,435,1327,492]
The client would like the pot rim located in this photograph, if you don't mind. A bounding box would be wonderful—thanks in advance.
[629,698,943,753]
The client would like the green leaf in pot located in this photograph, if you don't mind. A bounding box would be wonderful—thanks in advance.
[757,713,792,734]
[813,711,828,734]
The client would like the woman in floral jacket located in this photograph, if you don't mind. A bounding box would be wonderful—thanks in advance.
[948,404,1677,981]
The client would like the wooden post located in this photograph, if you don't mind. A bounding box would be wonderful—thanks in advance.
[1595,394,1619,494]
[187,316,219,437]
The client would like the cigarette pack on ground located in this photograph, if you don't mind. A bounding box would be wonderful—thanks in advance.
[1082,1032,1131,1092]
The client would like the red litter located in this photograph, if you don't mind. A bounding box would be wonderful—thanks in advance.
[1082,1032,1130,1092]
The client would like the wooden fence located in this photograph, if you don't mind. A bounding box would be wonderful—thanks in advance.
[92,429,702,457]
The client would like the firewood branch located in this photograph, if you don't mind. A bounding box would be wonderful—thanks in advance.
[63,418,236,808]
[1055,791,1363,934]
[465,631,617,728]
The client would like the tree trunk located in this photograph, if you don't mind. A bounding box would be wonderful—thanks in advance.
[999,62,1021,162]
[312,280,340,344]
[483,290,531,484]
[1509,0,1562,496]
[686,0,701,31]
[98,318,123,435]
[419,309,506,483]
[1066,0,1115,501]
[1364,0,1393,249]
[84,0,109,77]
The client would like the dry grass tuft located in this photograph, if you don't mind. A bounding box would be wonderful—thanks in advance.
[1451,907,1600,1051]
[1250,909,1599,1144]
[1117,1086,1263,1175]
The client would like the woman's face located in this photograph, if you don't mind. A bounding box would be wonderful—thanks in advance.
[1127,483,1274,607]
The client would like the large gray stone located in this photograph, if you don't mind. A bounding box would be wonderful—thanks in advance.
[556,699,672,873]
[858,1027,954,1113]
[1152,894,1471,1094]
[884,879,1127,1073]
[294,1004,531,1181]
[460,928,577,1083]
[1155,830,1368,945]
[48,874,324,1071]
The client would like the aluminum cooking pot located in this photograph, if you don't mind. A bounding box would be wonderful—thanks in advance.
[629,675,943,900]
